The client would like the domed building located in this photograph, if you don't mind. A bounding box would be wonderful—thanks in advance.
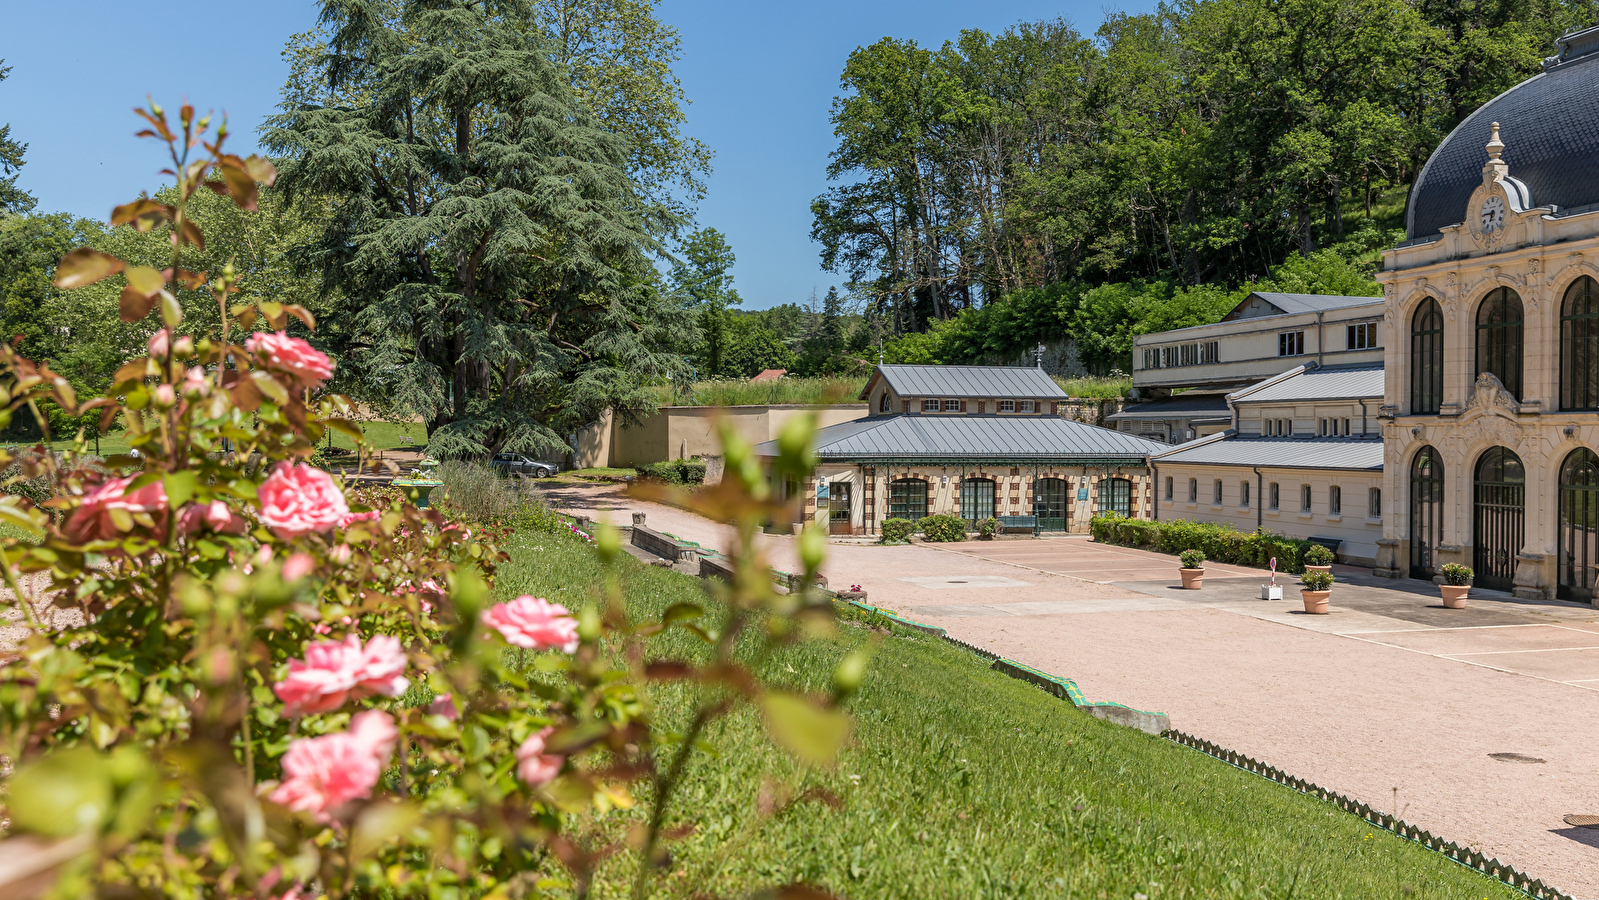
[1375,24,1599,603]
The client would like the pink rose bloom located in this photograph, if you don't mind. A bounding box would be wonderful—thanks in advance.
[153,384,177,407]
[282,552,316,582]
[245,331,334,390]
[148,329,170,358]
[258,463,350,539]
[269,710,397,819]
[177,499,247,537]
[65,476,169,544]
[426,693,459,721]
[273,634,410,716]
[480,596,579,653]
[338,510,380,528]
[515,727,563,787]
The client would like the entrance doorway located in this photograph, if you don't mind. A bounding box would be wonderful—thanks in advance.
[1034,478,1068,531]
[1473,446,1525,592]
[828,482,853,535]
[1409,445,1444,580]
[1559,447,1599,601]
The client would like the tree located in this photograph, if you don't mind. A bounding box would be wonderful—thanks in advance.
[266,0,696,458]
[670,227,742,376]
[719,315,794,378]
[0,60,35,214]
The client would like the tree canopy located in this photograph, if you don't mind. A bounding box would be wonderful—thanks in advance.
[0,60,35,215]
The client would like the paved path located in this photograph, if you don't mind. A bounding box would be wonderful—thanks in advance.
[538,481,1599,897]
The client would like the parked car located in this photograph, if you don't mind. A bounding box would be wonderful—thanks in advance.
[491,454,557,478]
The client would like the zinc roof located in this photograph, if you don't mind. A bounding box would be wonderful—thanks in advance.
[1153,435,1383,471]
[1230,364,1384,404]
[756,414,1166,462]
[1108,393,1231,421]
[1242,293,1382,316]
[862,364,1066,400]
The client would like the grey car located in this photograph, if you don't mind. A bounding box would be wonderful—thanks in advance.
[491,453,557,478]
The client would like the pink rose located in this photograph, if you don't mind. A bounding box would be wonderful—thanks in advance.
[177,499,247,537]
[480,596,579,653]
[273,634,410,717]
[269,710,396,819]
[338,510,380,528]
[282,552,316,582]
[515,727,562,787]
[65,475,169,544]
[148,329,170,358]
[258,463,350,539]
[426,693,459,721]
[153,384,177,407]
[245,331,334,390]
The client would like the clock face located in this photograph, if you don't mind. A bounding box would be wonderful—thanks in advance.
[1480,195,1506,233]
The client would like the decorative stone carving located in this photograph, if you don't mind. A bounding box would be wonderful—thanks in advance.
[1529,257,1542,276]
[1467,372,1519,414]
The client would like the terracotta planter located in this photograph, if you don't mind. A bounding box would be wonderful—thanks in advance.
[1440,584,1470,608]
[1179,567,1205,590]
[1301,590,1330,614]
[1302,564,1333,579]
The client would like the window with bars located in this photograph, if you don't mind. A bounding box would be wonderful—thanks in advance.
[1213,479,1223,504]
[1369,487,1382,519]
[1301,484,1313,512]
[1240,481,1250,508]
[1330,485,1342,516]
[1269,483,1280,510]
[1188,478,1198,503]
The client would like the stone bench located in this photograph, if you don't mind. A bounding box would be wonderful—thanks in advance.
[631,524,699,565]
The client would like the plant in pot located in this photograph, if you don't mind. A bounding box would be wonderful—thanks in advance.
[1302,543,1335,576]
[1439,563,1473,608]
[1301,569,1334,614]
[1179,549,1206,589]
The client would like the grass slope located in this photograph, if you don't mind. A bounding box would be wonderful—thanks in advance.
[498,529,1522,899]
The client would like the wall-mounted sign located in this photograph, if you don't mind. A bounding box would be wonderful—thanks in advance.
[1077,488,1089,500]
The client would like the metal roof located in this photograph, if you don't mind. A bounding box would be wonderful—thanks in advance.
[1230,364,1383,404]
[1238,292,1382,317]
[862,364,1066,400]
[1108,393,1231,421]
[1408,26,1599,239]
[756,414,1166,462]
[1153,435,1384,471]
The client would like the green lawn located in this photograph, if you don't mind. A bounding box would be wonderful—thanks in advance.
[19,420,424,459]
[496,528,1523,899]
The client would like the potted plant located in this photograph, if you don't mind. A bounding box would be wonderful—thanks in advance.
[1439,563,1473,608]
[1300,569,1334,614]
[1302,543,1335,577]
[1179,549,1206,589]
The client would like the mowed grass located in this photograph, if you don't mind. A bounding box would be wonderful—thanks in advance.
[23,421,423,458]
[497,529,1522,899]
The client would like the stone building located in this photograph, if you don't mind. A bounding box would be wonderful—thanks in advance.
[759,364,1167,536]
[1151,364,1386,564]
[1374,24,1599,604]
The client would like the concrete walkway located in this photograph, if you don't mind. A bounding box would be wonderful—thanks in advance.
[538,481,1599,897]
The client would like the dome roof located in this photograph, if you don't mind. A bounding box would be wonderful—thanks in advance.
[1406,25,1599,240]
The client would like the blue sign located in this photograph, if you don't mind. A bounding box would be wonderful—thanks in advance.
[1077,488,1089,500]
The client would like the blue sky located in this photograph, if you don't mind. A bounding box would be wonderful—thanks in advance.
[3,0,1149,309]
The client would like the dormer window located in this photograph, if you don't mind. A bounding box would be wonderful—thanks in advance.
[922,399,940,412]
[1017,399,1035,413]
[998,400,1015,413]
[942,399,961,412]
[880,392,891,413]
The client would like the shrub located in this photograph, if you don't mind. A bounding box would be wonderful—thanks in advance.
[1302,570,1335,591]
[637,459,708,485]
[1089,514,1316,573]
[920,514,968,542]
[1303,543,1335,566]
[1179,549,1205,569]
[976,516,999,538]
[1441,562,1474,586]
[880,517,917,544]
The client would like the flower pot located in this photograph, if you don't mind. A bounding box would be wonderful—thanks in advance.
[1439,584,1469,608]
[837,590,868,602]
[1301,590,1330,614]
[1179,567,1205,590]
[1303,564,1333,579]
[1260,584,1283,600]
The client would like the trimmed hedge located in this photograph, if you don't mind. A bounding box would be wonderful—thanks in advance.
[975,517,999,538]
[919,514,967,543]
[1089,513,1314,574]
[636,459,708,485]
[880,518,916,544]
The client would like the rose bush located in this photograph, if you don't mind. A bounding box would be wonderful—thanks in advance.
[0,101,852,900]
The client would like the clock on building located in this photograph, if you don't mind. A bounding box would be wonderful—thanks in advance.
[1480,194,1506,233]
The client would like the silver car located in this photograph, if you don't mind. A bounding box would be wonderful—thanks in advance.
[491,453,557,478]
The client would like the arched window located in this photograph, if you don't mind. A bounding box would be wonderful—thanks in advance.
[960,478,995,521]
[1561,276,1599,410]
[1368,487,1381,519]
[1098,478,1133,517]
[879,391,892,413]
[1411,298,1444,414]
[1476,287,1524,399]
[888,478,927,521]
[1559,448,1599,600]
[1410,446,1444,579]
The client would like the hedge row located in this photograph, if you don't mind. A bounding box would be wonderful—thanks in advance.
[1089,513,1315,574]
[636,459,708,485]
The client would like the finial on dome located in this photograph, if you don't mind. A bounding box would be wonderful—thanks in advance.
[1486,122,1505,161]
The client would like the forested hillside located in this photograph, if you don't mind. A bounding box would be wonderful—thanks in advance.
[815,0,1599,370]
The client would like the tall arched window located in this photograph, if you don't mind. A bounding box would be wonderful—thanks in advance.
[1476,287,1524,399]
[1561,276,1599,410]
[1410,298,1443,414]
[960,478,995,521]
[879,391,892,413]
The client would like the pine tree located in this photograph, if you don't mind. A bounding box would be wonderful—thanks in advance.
[0,61,35,215]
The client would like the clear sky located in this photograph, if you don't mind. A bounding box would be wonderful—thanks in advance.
[2,0,1150,309]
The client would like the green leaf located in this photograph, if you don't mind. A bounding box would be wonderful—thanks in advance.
[7,747,113,836]
[349,799,421,862]
[760,691,849,768]
[53,248,125,290]
[163,471,198,508]
[661,602,703,625]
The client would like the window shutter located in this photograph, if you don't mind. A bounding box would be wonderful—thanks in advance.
[961,400,968,412]
[978,400,985,413]
[1051,401,1058,415]
[902,400,910,414]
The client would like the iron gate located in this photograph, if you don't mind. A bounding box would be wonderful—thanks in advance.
[1473,447,1525,593]
[1409,446,1444,580]
[1559,448,1599,601]
[1034,478,1068,532]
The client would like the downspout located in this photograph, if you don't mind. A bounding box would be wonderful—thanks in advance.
[1357,398,1369,436]
[1253,466,1264,532]
[1152,461,1160,521]
[1316,310,1325,367]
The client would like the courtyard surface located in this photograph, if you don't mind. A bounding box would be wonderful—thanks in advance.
[538,480,1599,897]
